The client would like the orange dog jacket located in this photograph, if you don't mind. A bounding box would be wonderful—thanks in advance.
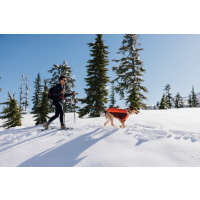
[107,108,129,122]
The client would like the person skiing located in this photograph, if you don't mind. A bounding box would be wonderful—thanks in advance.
[43,75,75,129]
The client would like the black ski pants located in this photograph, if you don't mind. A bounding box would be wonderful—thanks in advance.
[48,100,64,125]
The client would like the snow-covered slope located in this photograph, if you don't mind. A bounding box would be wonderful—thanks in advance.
[0,109,200,167]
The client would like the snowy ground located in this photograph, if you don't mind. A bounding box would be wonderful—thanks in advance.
[0,108,200,167]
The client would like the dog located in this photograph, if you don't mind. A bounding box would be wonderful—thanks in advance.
[104,105,139,128]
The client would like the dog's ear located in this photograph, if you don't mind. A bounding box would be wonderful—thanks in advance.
[130,105,134,110]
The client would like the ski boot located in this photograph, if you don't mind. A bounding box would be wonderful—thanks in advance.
[61,124,67,130]
[43,122,49,130]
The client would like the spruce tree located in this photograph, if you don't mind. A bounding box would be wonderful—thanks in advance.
[48,60,77,112]
[33,79,50,125]
[112,34,148,109]
[188,94,192,108]
[164,84,173,108]
[191,86,199,107]
[31,73,42,114]
[174,92,183,108]
[0,92,22,129]
[109,83,117,108]
[78,34,110,118]
[159,94,168,109]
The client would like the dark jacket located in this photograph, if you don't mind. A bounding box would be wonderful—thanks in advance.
[53,83,73,102]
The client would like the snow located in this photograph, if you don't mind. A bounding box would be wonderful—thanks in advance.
[1,109,200,200]
[0,108,200,167]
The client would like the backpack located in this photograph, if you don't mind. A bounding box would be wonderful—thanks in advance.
[48,86,55,100]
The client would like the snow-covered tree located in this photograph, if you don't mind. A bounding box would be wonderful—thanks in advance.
[174,92,184,108]
[0,92,22,129]
[33,79,50,125]
[31,73,42,114]
[112,34,148,109]
[191,86,199,107]
[159,94,168,109]
[164,84,173,108]
[48,60,76,112]
[180,99,185,108]
[78,34,110,118]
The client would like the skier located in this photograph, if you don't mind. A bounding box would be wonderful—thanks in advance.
[43,75,75,129]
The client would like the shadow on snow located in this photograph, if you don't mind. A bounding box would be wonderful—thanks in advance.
[18,128,118,167]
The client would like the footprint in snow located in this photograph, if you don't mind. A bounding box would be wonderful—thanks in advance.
[191,135,199,142]
[135,136,150,146]
[166,134,172,138]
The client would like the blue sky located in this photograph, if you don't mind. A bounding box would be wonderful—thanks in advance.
[1,34,200,112]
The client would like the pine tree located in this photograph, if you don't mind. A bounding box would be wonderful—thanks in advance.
[159,94,168,109]
[188,94,192,108]
[191,86,199,107]
[40,79,50,123]
[109,83,117,108]
[33,79,50,125]
[48,60,77,112]
[0,92,22,129]
[78,34,110,118]
[112,34,148,109]
[174,92,183,108]
[164,84,173,108]
[31,73,42,114]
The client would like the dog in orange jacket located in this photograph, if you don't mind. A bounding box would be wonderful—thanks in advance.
[104,105,139,128]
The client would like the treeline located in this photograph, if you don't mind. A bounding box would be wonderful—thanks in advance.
[157,84,199,109]
[0,61,77,129]
[1,34,147,129]
[5,34,199,129]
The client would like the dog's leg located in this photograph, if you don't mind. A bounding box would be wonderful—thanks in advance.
[122,122,125,128]
[104,120,110,127]
[111,119,116,127]
[119,119,125,128]
[105,112,117,128]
